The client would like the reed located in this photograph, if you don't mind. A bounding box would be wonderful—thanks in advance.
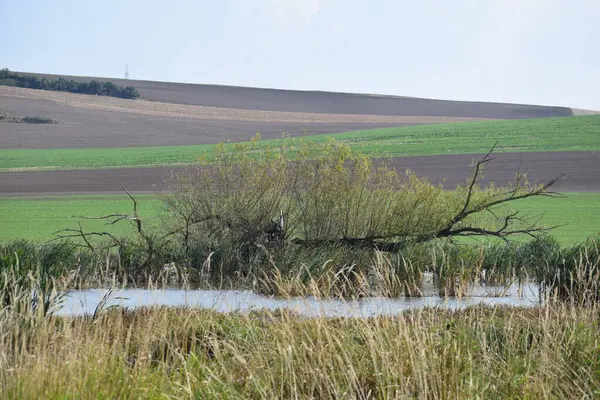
[2,237,600,302]
[1,301,599,398]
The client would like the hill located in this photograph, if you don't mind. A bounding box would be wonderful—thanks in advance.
[14,70,574,119]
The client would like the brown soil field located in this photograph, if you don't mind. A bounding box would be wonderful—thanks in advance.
[1,151,598,197]
[0,87,488,149]
[1,73,594,198]
[15,71,574,118]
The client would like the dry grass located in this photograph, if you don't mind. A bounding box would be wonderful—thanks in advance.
[1,303,600,399]
[0,86,491,124]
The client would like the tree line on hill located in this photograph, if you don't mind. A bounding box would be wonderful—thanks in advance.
[0,68,140,100]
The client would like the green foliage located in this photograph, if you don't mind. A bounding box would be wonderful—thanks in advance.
[148,136,574,296]
[21,116,58,124]
[0,78,16,86]
[0,240,76,284]
[163,136,547,253]
[1,234,599,300]
[0,68,140,99]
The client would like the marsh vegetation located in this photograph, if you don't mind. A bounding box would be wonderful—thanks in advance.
[1,291,600,398]
[1,137,598,302]
[2,137,599,398]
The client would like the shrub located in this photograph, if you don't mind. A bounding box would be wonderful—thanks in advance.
[162,136,557,267]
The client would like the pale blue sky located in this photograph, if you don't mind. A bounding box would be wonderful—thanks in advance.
[2,0,599,109]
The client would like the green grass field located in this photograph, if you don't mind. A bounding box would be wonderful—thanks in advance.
[0,195,162,242]
[1,115,599,171]
[1,193,598,244]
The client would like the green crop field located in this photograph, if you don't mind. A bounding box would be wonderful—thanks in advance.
[0,195,162,242]
[1,193,598,244]
[1,115,599,171]
[472,192,600,244]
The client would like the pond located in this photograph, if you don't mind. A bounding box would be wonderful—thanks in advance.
[56,283,540,318]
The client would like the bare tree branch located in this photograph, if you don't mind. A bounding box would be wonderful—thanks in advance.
[54,185,150,252]
[456,141,497,219]
[52,222,120,251]
[292,144,564,250]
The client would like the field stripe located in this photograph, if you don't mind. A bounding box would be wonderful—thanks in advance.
[1,151,598,197]
[1,115,599,171]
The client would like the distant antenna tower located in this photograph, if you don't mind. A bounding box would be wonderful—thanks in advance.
[124,64,130,79]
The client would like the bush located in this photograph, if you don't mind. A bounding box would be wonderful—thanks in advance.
[162,136,555,265]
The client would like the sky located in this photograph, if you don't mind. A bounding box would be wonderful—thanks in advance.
[2,0,599,109]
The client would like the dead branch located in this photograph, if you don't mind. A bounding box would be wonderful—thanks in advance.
[121,184,143,234]
[436,173,564,240]
[52,222,120,251]
[293,144,564,249]
[457,141,497,218]
[54,185,153,255]
[437,211,562,244]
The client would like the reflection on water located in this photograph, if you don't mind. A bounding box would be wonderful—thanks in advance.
[57,283,540,318]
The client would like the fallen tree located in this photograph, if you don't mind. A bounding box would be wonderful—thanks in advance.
[161,137,563,254]
[47,137,585,298]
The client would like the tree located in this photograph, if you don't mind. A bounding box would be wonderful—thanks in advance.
[55,78,69,91]
[27,76,42,89]
[88,80,102,95]
[161,137,562,256]
[122,86,140,99]
[103,82,117,97]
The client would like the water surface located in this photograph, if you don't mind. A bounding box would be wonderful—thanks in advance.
[57,283,540,318]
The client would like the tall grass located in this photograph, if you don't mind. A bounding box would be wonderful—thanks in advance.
[2,236,599,302]
[536,236,600,304]
[2,239,600,397]
[0,240,76,314]
[1,303,600,398]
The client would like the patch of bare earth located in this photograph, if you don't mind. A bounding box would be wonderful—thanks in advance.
[571,108,600,116]
[1,151,598,196]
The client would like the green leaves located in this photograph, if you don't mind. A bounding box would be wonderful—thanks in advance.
[167,137,470,247]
